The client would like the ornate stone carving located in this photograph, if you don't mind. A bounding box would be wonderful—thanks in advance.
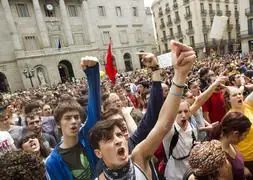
[47,22,61,32]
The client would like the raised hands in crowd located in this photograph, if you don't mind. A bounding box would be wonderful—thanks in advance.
[0,40,253,180]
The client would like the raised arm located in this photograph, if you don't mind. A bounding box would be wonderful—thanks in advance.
[80,57,101,136]
[132,40,195,159]
[189,76,228,115]
[129,61,163,145]
[121,107,137,134]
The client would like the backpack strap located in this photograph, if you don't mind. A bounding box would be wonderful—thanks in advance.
[168,126,179,159]
[182,168,194,180]
[170,125,197,161]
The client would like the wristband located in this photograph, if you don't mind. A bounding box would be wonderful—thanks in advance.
[172,79,187,89]
[169,90,184,97]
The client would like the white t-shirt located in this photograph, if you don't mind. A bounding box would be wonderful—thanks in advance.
[163,122,197,180]
[0,131,15,156]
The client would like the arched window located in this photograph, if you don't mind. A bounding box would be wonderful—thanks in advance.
[58,60,75,83]
[123,53,133,72]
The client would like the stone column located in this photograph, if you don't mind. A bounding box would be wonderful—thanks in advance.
[32,0,50,48]
[1,0,23,50]
[81,0,94,43]
[59,0,74,46]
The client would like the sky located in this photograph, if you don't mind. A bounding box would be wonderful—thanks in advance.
[144,0,154,7]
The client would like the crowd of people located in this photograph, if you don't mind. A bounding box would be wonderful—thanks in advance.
[0,40,253,180]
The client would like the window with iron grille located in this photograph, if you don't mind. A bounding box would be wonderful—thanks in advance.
[24,36,39,50]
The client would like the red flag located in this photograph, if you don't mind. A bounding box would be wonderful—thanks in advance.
[105,39,117,84]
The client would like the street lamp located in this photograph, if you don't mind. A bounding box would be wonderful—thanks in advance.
[23,64,35,88]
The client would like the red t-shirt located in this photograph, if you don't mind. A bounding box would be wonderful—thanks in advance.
[202,91,226,123]
[127,93,138,108]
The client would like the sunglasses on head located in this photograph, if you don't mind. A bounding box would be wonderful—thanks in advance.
[21,134,38,144]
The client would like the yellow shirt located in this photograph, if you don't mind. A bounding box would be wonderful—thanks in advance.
[236,103,253,161]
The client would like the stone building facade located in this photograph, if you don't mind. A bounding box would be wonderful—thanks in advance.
[0,0,155,92]
[151,0,240,56]
[239,0,253,53]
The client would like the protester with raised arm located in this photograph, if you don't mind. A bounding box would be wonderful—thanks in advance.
[89,40,195,179]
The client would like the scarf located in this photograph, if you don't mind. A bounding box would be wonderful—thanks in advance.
[103,159,136,180]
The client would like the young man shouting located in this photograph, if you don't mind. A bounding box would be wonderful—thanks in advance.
[45,57,101,179]
[89,40,196,179]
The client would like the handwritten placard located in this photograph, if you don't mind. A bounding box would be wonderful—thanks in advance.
[209,16,228,39]
[157,52,176,68]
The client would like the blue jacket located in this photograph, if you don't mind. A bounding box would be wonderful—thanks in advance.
[45,64,101,180]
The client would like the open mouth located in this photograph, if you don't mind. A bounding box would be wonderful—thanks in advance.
[117,147,125,156]
[238,99,243,104]
[181,119,187,124]
[70,126,78,131]
[30,141,37,149]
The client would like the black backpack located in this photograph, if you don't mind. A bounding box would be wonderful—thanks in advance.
[168,125,196,161]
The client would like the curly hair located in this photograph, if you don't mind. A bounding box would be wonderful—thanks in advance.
[189,140,226,179]
[0,150,45,180]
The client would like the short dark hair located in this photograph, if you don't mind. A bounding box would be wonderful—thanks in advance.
[24,101,41,115]
[89,118,124,150]
[228,72,240,84]
[199,68,209,79]
[25,112,41,126]
[101,107,123,121]
[0,150,45,180]
[54,100,83,125]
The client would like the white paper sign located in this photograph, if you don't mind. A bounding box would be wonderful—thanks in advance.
[157,52,176,68]
[209,16,228,39]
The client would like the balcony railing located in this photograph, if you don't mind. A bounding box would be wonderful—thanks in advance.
[184,12,192,20]
[234,0,238,3]
[158,11,163,17]
[245,8,253,17]
[215,0,220,2]
[227,24,233,31]
[208,0,213,2]
[225,0,229,3]
[174,17,181,24]
[186,28,194,35]
[183,0,190,5]
[235,11,239,17]
[240,30,253,38]
[167,34,175,40]
[167,20,173,26]
[236,25,240,32]
[175,32,183,39]
[202,25,210,33]
[165,7,170,14]
[161,37,167,42]
[15,45,93,59]
[173,3,178,10]
[226,10,231,17]
[209,10,215,16]
[201,9,207,16]
[216,10,222,16]
[160,23,165,29]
